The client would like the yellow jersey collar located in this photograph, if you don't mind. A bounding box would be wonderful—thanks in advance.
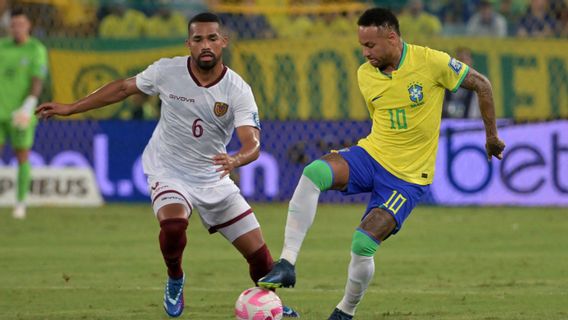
[376,41,407,78]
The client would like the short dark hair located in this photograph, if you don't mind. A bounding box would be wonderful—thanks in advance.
[357,8,400,36]
[188,12,221,28]
[10,7,28,18]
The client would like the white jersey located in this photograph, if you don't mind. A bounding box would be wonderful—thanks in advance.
[136,56,260,186]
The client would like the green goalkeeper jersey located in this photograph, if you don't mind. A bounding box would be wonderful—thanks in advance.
[0,37,48,120]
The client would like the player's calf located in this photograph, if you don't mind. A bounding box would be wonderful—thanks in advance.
[246,243,273,284]
[333,229,380,317]
[159,218,188,279]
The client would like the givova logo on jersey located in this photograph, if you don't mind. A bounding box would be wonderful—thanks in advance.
[214,102,229,117]
[169,94,195,103]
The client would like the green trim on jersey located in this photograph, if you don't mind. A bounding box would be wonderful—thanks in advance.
[397,42,408,70]
[378,69,392,78]
[375,42,407,79]
[451,65,470,93]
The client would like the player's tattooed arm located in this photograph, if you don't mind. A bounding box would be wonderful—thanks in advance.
[460,68,496,137]
[460,67,506,160]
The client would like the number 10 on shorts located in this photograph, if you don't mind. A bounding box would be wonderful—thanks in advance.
[383,190,407,215]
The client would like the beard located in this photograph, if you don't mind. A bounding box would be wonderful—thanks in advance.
[369,58,388,71]
[369,59,381,69]
[196,54,218,70]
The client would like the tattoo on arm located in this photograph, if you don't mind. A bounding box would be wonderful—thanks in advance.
[460,68,489,92]
[460,68,498,137]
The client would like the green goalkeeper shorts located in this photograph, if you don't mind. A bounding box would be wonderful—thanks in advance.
[0,119,37,150]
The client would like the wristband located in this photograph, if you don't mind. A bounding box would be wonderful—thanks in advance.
[20,95,38,113]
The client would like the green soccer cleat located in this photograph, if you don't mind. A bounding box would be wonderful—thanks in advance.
[258,259,296,289]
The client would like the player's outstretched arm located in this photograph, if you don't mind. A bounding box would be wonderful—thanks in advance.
[35,77,141,119]
[460,68,506,160]
[213,126,260,178]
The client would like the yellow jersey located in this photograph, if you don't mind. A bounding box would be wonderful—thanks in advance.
[357,42,469,185]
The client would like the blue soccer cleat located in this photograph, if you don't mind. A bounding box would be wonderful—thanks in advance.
[282,305,300,318]
[258,259,296,289]
[163,274,185,317]
[328,308,353,320]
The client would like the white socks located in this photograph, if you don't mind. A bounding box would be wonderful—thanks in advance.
[336,252,375,315]
[279,174,376,316]
[280,175,321,265]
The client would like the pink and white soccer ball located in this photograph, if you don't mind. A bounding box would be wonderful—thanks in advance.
[235,287,283,320]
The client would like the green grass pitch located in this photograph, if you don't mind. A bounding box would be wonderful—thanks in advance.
[1,204,567,319]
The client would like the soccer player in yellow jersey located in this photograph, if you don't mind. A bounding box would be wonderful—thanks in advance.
[259,7,506,319]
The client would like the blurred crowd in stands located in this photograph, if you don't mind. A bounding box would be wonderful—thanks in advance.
[1,0,566,120]
[1,0,567,39]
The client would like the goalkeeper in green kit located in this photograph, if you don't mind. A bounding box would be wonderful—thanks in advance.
[0,8,48,219]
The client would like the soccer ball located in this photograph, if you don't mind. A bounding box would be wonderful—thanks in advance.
[234,287,283,320]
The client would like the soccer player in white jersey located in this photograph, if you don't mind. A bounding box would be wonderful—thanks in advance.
[36,12,299,318]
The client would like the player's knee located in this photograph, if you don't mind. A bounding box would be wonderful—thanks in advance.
[351,228,380,257]
[158,203,189,221]
[160,218,188,237]
[302,159,333,191]
[159,218,188,254]
[360,207,397,240]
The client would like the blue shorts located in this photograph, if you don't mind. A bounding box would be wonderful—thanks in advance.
[338,146,429,235]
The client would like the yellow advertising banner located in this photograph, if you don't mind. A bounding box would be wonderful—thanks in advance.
[230,36,367,120]
[49,37,568,120]
[49,45,187,119]
[422,37,568,121]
